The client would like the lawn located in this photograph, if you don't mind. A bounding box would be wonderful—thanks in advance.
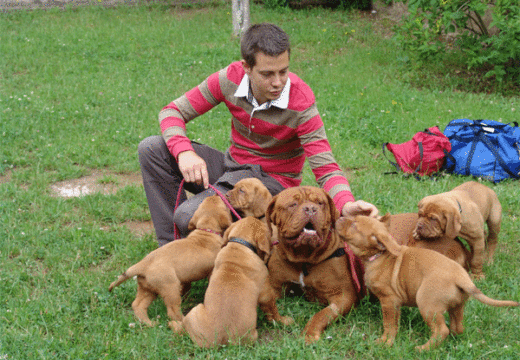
[1,1,519,359]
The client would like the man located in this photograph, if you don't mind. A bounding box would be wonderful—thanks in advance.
[139,23,378,246]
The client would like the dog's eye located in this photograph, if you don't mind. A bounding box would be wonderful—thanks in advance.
[239,188,246,194]
[288,202,298,209]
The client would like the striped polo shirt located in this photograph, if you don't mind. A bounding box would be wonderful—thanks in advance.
[159,61,355,211]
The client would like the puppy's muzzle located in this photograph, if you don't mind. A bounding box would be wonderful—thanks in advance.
[302,203,318,217]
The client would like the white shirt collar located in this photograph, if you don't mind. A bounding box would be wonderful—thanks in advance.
[234,74,291,110]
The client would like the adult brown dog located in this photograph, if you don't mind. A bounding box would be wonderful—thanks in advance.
[336,214,518,351]
[265,186,362,344]
[389,212,471,270]
[225,177,272,220]
[108,195,233,328]
[415,181,502,279]
[180,217,294,347]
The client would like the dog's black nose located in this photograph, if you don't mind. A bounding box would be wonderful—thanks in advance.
[303,204,317,216]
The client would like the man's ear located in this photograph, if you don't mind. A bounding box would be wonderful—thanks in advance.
[241,59,252,75]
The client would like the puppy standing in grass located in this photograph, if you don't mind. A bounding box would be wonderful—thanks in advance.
[336,214,519,351]
[414,181,502,279]
[108,195,232,328]
[179,217,294,347]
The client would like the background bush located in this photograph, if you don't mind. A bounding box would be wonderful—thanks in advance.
[393,0,520,86]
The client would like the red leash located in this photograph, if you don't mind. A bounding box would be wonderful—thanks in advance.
[173,179,242,240]
[344,242,367,298]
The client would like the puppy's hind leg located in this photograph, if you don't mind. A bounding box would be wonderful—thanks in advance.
[448,303,466,336]
[468,233,487,280]
[416,301,450,351]
[486,202,501,264]
[158,280,183,323]
[132,285,157,326]
[183,304,215,348]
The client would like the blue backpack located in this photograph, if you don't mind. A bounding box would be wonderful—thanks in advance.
[443,119,520,183]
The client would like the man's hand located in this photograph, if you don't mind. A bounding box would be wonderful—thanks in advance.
[341,200,379,218]
[177,150,209,189]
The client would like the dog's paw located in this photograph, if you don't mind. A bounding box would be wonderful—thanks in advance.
[168,320,184,334]
[278,316,294,326]
[375,336,394,347]
[471,272,486,280]
[304,333,320,344]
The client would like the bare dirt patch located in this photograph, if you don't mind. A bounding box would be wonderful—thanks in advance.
[48,170,156,236]
[0,170,12,184]
[49,170,142,198]
[124,220,155,237]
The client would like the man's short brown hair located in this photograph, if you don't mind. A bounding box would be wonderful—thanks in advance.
[240,23,291,67]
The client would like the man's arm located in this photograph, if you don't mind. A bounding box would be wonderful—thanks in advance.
[177,150,210,189]
[290,86,378,217]
[158,69,225,188]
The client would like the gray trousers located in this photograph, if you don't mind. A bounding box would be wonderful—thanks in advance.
[138,135,285,246]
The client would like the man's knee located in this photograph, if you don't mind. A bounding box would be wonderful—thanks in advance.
[173,200,199,237]
[138,135,164,164]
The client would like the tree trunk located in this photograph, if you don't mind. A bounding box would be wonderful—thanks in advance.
[232,0,250,37]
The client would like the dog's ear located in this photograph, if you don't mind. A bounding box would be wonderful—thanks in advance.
[265,195,278,237]
[218,209,233,232]
[376,230,402,257]
[417,197,425,210]
[252,187,272,218]
[256,227,272,263]
[221,223,235,247]
[187,214,197,231]
[324,191,340,224]
[444,207,462,239]
[380,212,392,228]
[335,216,354,234]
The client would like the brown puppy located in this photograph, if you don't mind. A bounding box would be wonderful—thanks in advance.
[225,177,272,220]
[415,181,502,279]
[389,212,471,270]
[108,195,233,328]
[336,214,518,351]
[265,186,361,344]
[180,217,293,347]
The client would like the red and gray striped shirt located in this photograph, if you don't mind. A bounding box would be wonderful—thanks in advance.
[159,61,355,211]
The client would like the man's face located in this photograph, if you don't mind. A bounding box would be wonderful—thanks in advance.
[242,50,289,105]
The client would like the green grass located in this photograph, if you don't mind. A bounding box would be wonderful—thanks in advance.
[1,2,519,359]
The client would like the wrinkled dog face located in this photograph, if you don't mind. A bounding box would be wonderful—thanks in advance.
[414,200,449,240]
[266,186,337,250]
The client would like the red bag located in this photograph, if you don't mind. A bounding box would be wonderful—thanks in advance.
[383,126,451,176]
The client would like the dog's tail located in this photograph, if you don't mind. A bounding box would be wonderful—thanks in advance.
[459,277,519,307]
[108,272,131,292]
[108,264,143,292]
